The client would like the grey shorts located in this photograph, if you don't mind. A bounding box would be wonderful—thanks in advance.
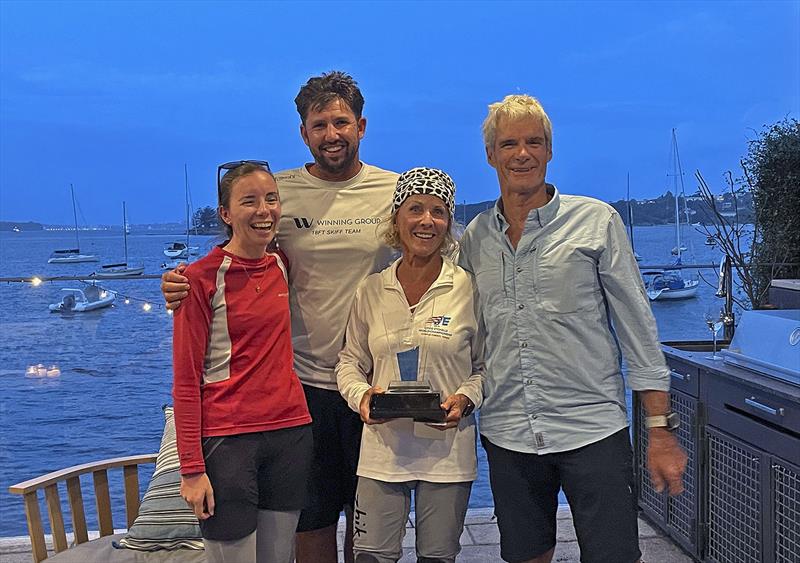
[352,476,472,563]
[200,424,313,541]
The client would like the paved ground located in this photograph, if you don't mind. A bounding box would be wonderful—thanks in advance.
[0,506,693,562]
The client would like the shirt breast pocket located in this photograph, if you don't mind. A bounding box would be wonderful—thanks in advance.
[474,267,508,322]
[535,254,598,314]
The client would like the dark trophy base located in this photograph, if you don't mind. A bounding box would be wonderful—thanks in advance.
[369,381,446,423]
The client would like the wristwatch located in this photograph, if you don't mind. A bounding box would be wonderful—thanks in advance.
[645,412,680,431]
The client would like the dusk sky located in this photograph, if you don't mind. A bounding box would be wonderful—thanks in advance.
[1,0,797,225]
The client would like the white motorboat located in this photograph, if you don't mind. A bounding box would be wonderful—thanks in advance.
[48,184,99,264]
[162,241,199,259]
[160,258,190,271]
[645,129,698,301]
[49,286,115,313]
[93,202,144,278]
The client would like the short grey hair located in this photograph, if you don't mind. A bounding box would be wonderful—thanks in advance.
[482,94,553,151]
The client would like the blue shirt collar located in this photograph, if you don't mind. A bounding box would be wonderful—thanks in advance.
[492,184,560,231]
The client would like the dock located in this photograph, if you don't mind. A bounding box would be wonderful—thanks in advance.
[0,506,692,562]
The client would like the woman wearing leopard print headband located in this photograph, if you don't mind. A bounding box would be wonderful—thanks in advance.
[336,167,483,563]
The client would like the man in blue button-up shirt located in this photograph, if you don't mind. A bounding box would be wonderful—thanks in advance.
[459,95,687,563]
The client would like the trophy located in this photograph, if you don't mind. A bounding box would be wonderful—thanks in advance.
[369,347,446,423]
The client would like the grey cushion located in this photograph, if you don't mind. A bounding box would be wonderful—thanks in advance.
[47,534,206,562]
[115,407,204,551]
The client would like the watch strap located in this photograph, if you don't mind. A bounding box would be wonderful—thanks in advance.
[645,415,669,428]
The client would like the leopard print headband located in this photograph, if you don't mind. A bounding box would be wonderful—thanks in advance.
[393,167,456,215]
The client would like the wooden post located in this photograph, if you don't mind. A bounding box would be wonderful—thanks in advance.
[122,465,141,528]
[92,470,113,536]
[43,484,68,552]
[66,477,89,544]
[22,492,48,563]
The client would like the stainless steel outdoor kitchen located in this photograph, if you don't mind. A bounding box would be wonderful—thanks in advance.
[633,302,800,563]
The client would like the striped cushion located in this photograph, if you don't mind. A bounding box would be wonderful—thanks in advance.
[115,406,204,551]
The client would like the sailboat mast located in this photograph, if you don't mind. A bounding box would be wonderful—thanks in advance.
[122,201,129,264]
[671,129,682,259]
[626,173,635,254]
[70,183,80,250]
[184,164,190,248]
[674,131,691,228]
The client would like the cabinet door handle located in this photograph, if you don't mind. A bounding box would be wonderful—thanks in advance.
[744,397,784,417]
[671,370,691,382]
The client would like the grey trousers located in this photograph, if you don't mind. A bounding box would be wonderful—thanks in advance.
[352,477,472,563]
[203,509,299,563]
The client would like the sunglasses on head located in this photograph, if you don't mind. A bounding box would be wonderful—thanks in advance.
[216,160,271,190]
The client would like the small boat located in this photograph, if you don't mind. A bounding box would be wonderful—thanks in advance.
[47,248,99,264]
[643,269,700,300]
[160,258,190,271]
[646,129,698,301]
[48,184,98,264]
[705,236,717,246]
[163,241,199,259]
[12,226,20,233]
[92,202,144,278]
[92,262,145,279]
[164,164,200,258]
[49,285,115,313]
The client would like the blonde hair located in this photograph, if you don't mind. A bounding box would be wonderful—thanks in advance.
[482,94,553,151]
[380,207,459,259]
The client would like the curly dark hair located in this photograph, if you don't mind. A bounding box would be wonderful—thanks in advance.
[294,71,365,123]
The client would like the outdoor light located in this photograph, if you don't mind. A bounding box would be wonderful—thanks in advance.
[31,277,42,287]
[143,302,152,312]
[125,298,131,304]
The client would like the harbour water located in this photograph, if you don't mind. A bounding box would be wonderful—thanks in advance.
[0,224,732,536]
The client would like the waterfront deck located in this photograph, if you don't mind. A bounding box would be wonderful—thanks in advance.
[0,506,692,562]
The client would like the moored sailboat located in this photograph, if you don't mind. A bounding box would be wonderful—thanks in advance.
[646,129,699,301]
[47,184,99,264]
[163,164,200,259]
[92,202,144,278]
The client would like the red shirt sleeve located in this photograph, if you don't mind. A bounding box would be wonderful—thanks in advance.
[172,267,212,475]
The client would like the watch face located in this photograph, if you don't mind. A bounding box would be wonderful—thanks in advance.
[666,412,681,431]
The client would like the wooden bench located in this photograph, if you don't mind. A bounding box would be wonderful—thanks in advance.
[8,454,157,563]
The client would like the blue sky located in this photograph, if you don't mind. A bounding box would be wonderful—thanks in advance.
[1,0,797,224]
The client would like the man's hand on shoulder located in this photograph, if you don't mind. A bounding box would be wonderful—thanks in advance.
[161,263,190,310]
[647,429,688,495]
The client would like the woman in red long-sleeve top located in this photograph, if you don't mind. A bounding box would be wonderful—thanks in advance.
[172,160,311,563]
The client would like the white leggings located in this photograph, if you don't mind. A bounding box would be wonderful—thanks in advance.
[203,509,300,563]
[352,477,472,563]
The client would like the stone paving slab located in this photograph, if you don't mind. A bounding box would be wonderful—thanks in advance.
[1,507,693,562]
